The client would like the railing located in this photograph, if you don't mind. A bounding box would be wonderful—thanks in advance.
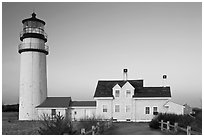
[81,119,112,135]
[159,120,201,135]
[18,43,49,54]
[20,27,48,39]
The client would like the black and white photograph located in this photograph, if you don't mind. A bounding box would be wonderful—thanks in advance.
[2,2,202,135]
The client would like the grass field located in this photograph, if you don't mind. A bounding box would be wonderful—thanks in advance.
[2,112,82,135]
[2,112,42,135]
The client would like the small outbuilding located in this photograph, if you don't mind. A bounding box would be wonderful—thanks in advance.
[163,101,185,115]
[36,97,72,120]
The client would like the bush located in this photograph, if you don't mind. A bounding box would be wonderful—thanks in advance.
[191,111,202,132]
[149,118,160,129]
[178,114,194,128]
[78,116,106,134]
[38,114,76,135]
[149,113,195,129]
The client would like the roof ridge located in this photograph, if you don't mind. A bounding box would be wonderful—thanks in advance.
[72,100,96,102]
[98,79,143,81]
[36,97,71,108]
[142,87,170,88]
[47,96,71,98]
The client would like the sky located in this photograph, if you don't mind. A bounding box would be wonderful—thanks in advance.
[2,2,202,108]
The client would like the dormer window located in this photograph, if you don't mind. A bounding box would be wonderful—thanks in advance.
[126,90,131,97]
[115,90,120,97]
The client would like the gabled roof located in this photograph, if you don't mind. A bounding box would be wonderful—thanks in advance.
[94,80,143,97]
[163,100,183,107]
[94,80,171,98]
[70,101,96,107]
[133,87,171,98]
[36,97,71,108]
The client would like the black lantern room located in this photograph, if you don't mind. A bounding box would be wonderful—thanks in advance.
[20,12,47,42]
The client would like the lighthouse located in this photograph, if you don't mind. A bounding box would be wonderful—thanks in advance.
[18,13,48,120]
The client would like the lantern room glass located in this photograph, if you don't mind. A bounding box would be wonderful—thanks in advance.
[23,20,45,35]
[23,20,44,29]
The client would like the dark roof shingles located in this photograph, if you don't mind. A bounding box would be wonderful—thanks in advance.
[94,80,171,98]
[71,101,96,107]
[36,97,71,108]
[94,80,143,97]
[133,87,171,97]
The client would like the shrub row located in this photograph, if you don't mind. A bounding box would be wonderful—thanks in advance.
[149,113,202,133]
[38,114,108,135]
[2,104,19,112]
[149,113,194,129]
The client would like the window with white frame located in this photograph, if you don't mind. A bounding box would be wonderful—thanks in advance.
[115,90,120,97]
[115,105,120,112]
[165,105,169,108]
[126,105,131,112]
[103,105,107,112]
[145,107,150,114]
[153,107,158,115]
[126,90,131,97]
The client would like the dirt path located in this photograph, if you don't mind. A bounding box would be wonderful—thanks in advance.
[103,122,168,135]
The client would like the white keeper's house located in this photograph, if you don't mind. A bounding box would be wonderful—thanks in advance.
[36,69,185,122]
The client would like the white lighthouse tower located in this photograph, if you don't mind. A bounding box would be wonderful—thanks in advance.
[18,13,48,120]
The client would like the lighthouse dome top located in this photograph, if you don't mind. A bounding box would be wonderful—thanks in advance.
[22,12,45,25]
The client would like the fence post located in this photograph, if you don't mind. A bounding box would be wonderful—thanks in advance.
[161,120,164,131]
[167,121,170,131]
[187,126,191,135]
[92,126,95,135]
[174,122,178,133]
[81,128,85,135]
